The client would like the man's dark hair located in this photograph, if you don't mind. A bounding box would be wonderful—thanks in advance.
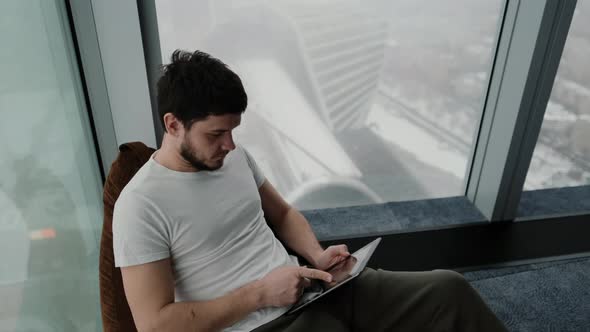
[157,50,247,131]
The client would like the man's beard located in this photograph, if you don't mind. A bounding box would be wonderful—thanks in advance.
[180,139,221,171]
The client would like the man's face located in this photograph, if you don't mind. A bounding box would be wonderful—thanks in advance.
[179,114,241,171]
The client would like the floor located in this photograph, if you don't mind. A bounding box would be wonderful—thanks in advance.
[463,256,590,331]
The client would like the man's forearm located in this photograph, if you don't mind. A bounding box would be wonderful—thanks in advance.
[151,280,264,332]
[274,207,324,267]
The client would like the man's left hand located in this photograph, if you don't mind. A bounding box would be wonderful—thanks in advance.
[314,245,351,271]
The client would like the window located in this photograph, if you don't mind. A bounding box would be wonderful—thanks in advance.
[524,1,590,190]
[155,0,504,210]
[0,1,102,330]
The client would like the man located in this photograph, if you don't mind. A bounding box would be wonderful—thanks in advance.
[113,50,507,332]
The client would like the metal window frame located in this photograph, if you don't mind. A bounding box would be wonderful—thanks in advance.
[466,0,577,221]
[136,0,165,147]
[68,0,157,176]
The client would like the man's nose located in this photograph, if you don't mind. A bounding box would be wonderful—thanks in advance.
[222,132,236,151]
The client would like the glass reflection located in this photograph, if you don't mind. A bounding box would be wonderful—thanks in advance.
[0,0,103,331]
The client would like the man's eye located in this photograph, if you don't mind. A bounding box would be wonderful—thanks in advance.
[209,133,222,137]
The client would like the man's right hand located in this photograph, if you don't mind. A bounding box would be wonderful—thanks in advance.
[258,266,333,307]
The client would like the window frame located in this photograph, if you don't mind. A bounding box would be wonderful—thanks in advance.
[466,0,578,221]
[70,0,588,242]
[68,0,157,176]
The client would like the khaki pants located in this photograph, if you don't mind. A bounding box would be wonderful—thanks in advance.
[253,268,507,332]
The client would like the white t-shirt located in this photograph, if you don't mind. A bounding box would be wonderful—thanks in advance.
[113,145,299,331]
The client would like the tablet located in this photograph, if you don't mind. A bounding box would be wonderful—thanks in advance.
[286,237,382,315]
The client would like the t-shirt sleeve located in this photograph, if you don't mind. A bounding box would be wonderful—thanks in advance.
[112,191,170,267]
[241,146,266,188]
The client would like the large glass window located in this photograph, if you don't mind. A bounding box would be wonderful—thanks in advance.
[155,0,504,210]
[524,0,590,190]
[0,1,103,331]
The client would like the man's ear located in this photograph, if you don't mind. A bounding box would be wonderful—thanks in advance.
[163,113,182,137]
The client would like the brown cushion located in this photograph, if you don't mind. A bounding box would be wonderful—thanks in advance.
[100,142,155,332]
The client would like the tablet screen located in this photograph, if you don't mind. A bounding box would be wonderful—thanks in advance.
[322,242,374,289]
[323,255,358,290]
[287,238,381,315]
